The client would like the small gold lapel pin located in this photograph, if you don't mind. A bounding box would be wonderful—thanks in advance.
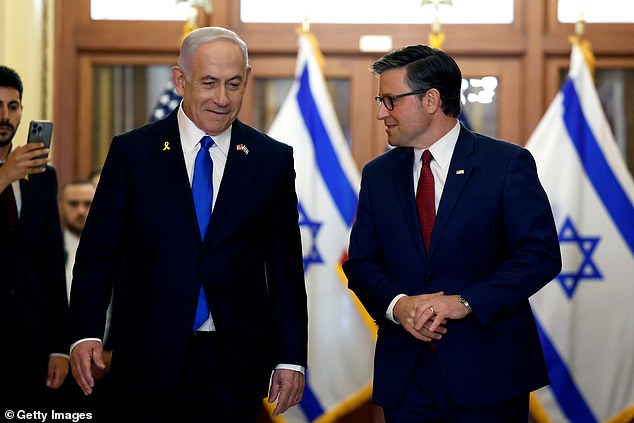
[236,144,249,155]
[163,141,170,151]
[456,169,465,175]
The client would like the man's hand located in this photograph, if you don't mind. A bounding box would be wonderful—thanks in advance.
[45,355,69,389]
[393,292,448,341]
[92,349,112,382]
[70,340,105,395]
[268,369,304,416]
[0,143,49,189]
[413,294,470,333]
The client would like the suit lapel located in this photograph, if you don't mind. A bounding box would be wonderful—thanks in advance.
[428,125,475,257]
[17,177,32,228]
[153,110,201,241]
[204,119,252,246]
[393,147,427,261]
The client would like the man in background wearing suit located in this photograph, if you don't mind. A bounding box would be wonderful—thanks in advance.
[0,65,69,405]
[60,178,95,303]
[69,27,307,422]
[343,45,562,422]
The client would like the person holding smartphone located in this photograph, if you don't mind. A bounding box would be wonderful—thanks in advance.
[0,65,70,406]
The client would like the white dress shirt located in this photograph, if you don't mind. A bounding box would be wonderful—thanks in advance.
[386,121,461,322]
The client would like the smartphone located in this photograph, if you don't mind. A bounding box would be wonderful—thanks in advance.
[27,120,53,160]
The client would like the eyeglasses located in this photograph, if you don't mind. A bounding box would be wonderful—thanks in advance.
[374,88,428,111]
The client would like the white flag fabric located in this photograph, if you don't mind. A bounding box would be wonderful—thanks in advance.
[527,44,634,423]
[267,32,375,422]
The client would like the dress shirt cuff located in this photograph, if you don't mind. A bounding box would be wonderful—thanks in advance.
[386,294,407,324]
[69,338,102,356]
[275,363,306,374]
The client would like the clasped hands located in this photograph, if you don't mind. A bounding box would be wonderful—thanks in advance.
[393,292,470,342]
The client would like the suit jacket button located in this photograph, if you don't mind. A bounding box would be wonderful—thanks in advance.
[424,275,431,283]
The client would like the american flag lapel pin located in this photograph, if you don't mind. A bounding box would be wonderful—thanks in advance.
[456,169,465,175]
[236,144,249,155]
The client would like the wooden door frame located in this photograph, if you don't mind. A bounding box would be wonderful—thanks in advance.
[54,0,634,210]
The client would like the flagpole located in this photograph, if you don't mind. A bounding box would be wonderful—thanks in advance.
[568,0,595,76]
[176,0,212,41]
[302,14,310,33]
[421,0,452,49]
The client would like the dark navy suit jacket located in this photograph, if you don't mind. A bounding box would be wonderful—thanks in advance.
[0,167,68,388]
[70,109,307,398]
[344,125,561,407]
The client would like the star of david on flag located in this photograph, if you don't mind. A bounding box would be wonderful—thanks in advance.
[267,31,375,422]
[556,217,602,298]
[527,42,634,423]
[298,203,323,272]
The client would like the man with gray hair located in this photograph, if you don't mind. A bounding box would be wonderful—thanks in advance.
[69,27,307,422]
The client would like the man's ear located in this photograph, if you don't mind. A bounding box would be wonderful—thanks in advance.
[171,66,186,96]
[243,66,253,89]
[424,88,441,112]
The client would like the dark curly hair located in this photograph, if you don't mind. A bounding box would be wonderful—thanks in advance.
[0,65,24,100]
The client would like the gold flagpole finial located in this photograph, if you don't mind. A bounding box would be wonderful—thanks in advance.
[421,0,452,50]
[302,15,311,33]
[301,0,311,33]
[568,4,595,77]
[176,0,213,41]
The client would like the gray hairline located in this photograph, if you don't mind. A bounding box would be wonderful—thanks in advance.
[177,27,249,80]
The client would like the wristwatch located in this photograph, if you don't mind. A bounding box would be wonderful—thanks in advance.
[458,295,472,314]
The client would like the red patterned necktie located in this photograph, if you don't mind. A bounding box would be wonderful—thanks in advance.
[0,163,19,231]
[416,150,435,252]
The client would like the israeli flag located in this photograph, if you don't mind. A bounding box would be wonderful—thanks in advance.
[527,44,634,422]
[267,32,375,422]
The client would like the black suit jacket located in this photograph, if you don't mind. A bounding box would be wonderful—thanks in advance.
[0,167,68,383]
[70,109,307,398]
[344,125,562,407]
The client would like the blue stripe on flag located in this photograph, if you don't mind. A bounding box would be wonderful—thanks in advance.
[535,317,598,423]
[296,64,358,226]
[298,370,325,420]
[562,79,634,254]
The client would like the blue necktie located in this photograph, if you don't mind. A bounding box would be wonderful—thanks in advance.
[192,135,214,330]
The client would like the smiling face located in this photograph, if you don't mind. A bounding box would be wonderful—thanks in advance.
[0,86,22,148]
[375,67,431,149]
[172,38,251,136]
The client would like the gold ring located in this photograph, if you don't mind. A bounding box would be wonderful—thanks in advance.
[429,307,435,314]
[294,398,300,403]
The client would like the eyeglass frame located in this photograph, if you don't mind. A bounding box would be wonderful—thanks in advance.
[374,88,429,111]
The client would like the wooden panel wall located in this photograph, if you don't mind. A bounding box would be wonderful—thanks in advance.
[52,2,634,420]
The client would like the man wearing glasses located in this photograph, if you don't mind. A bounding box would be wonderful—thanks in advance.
[343,45,561,422]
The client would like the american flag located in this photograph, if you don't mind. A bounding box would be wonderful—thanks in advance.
[148,80,182,123]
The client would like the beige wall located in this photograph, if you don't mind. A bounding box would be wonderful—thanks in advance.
[0,0,54,151]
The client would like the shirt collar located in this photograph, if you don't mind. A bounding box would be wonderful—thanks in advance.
[414,120,461,170]
[177,103,232,155]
